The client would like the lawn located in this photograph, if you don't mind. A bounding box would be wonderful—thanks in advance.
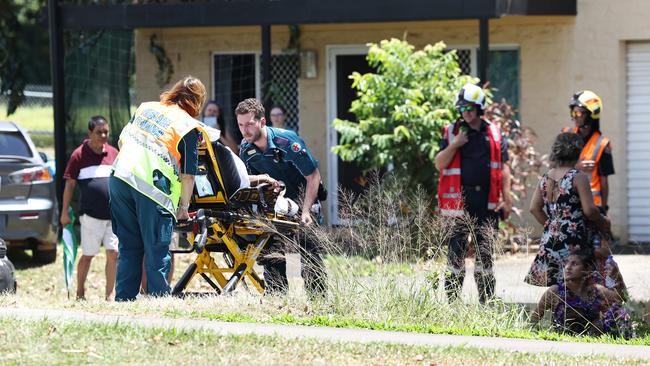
[0,318,644,366]
[0,105,54,132]
[2,247,649,348]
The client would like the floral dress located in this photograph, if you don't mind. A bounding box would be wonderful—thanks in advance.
[525,169,587,286]
[552,283,634,339]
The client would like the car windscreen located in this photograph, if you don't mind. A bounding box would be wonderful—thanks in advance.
[0,131,32,157]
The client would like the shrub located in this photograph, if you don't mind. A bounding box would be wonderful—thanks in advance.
[331,38,476,195]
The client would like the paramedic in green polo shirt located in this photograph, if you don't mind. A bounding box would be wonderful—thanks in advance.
[236,98,327,296]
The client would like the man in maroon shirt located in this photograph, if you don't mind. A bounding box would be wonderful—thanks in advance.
[60,116,119,300]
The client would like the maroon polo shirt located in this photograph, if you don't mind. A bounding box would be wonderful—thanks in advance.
[63,140,119,220]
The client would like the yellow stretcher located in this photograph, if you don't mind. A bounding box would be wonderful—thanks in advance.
[171,139,299,296]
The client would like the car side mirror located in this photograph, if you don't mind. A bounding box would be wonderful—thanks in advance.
[38,152,48,162]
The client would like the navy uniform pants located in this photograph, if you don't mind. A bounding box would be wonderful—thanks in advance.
[260,214,327,297]
[444,186,499,304]
[109,176,174,301]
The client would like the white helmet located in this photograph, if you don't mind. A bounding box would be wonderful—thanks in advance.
[455,83,486,110]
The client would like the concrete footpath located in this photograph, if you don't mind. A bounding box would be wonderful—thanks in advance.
[2,308,649,360]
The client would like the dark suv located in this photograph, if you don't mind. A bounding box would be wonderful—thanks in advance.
[0,121,58,263]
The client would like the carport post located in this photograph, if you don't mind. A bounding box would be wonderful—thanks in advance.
[261,24,272,119]
[478,17,489,84]
[49,0,66,208]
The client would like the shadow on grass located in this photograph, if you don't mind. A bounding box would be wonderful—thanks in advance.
[6,248,51,270]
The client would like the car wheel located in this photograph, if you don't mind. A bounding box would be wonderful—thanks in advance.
[33,246,57,264]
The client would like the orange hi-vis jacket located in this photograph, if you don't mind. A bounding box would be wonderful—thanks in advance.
[438,120,503,217]
[562,127,610,207]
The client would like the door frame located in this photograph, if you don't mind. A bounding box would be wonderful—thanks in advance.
[325,44,369,225]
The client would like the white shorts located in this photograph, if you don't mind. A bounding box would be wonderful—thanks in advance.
[79,214,119,256]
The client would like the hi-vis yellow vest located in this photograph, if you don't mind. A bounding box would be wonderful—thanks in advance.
[113,102,204,218]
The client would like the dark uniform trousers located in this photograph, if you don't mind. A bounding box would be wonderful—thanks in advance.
[259,212,327,297]
[444,186,498,304]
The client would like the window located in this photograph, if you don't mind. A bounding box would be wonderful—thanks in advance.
[449,47,520,108]
[213,53,259,131]
[0,132,32,157]
[212,53,300,131]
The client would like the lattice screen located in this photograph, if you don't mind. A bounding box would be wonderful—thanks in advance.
[270,54,300,131]
[455,49,472,75]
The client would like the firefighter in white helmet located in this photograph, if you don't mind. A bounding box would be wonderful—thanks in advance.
[435,83,511,304]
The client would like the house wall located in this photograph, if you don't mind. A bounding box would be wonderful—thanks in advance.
[134,0,650,239]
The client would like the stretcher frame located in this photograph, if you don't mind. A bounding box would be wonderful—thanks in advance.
[171,140,299,296]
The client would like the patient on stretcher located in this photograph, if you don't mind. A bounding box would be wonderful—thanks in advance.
[199,126,299,216]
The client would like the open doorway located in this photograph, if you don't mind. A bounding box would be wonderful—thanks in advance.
[326,46,372,225]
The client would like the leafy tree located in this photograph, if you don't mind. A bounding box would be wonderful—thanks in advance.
[332,39,475,195]
[0,0,50,115]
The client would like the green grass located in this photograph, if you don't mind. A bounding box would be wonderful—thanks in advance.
[0,105,54,148]
[0,105,54,131]
[0,318,644,365]
[3,248,649,348]
[176,309,650,346]
[326,254,417,276]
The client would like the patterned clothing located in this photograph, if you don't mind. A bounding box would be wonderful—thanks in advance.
[525,169,587,286]
[552,283,601,335]
[552,283,634,338]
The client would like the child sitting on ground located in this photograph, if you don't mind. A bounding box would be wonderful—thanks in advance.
[530,250,633,338]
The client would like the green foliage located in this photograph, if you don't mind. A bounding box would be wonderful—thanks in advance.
[0,0,50,115]
[332,38,476,194]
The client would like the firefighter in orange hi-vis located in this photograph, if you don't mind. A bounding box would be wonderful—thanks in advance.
[562,90,614,213]
[435,83,511,304]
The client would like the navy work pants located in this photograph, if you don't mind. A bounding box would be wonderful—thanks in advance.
[444,186,499,304]
[109,176,174,301]
[260,224,327,297]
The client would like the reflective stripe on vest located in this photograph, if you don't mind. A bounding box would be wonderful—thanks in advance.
[112,166,175,213]
[113,102,204,218]
[443,168,461,175]
[590,134,605,161]
[440,208,464,217]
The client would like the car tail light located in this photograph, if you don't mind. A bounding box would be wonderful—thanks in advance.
[8,167,53,184]
[19,213,40,220]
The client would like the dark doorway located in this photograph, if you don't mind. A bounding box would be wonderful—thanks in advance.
[334,54,373,218]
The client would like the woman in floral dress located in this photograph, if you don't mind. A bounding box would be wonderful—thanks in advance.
[525,133,609,287]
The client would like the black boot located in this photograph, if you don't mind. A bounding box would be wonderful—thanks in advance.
[263,258,288,294]
[476,271,496,305]
[444,269,465,302]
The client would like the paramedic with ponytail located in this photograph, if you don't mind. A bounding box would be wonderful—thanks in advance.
[435,83,511,304]
[110,76,207,301]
